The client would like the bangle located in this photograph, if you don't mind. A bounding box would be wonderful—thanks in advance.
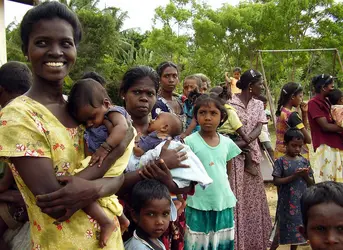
[101,141,113,152]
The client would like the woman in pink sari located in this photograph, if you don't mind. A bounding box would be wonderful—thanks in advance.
[229,69,272,250]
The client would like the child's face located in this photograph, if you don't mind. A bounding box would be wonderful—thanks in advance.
[183,79,198,98]
[76,104,108,128]
[300,202,343,250]
[197,102,221,133]
[233,71,241,80]
[160,67,179,93]
[135,198,171,239]
[148,113,168,134]
[200,81,208,94]
[285,138,303,157]
[292,91,303,107]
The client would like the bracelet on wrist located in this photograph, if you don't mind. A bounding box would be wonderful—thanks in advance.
[100,141,113,152]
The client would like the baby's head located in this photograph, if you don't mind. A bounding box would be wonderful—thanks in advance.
[300,181,343,250]
[131,179,175,239]
[148,112,182,137]
[68,78,111,128]
[328,89,343,105]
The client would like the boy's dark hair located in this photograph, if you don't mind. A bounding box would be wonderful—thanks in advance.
[284,128,304,144]
[81,71,106,86]
[20,1,82,54]
[68,78,110,119]
[156,61,178,77]
[210,86,230,103]
[276,82,303,116]
[312,74,334,94]
[327,89,342,105]
[256,95,268,103]
[193,94,228,127]
[131,179,171,214]
[0,61,32,94]
[236,69,262,91]
[183,75,202,90]
[233,67,242,73]
[119,66,159,96]
[301,181,343,229]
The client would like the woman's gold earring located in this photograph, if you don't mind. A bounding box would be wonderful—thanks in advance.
[122,97,125,100]
[249,88,252,93]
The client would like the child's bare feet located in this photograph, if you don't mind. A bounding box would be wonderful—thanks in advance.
[118,213,130,235]
[99,218,116,248]
[244,153,258,176]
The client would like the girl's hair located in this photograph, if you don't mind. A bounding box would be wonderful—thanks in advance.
[81,71,106,86]
[20,1,82,54]
[193,94,228,127]
[236,69,262,90]
[183,75,202,90]
[156,61,178,77]
[233,67,242,73]
[284,128,304,144]
[327,89,342,105]
[119,66,159,95]
[312,74,334,94]
[301,181,343,229]
[0,61,32,94]
[67,78,110,118]
[131,179,171,214]
[275,82,303,116]
[210,86,230,103]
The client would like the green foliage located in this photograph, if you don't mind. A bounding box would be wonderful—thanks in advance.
[5,0,343,102]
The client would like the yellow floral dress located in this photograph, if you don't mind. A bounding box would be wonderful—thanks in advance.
[0,96,123,250]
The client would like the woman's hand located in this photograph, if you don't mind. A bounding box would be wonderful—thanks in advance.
[36,175,101,221]
[139,159,174,188]
[159,139,189,169]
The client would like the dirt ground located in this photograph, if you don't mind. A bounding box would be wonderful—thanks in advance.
[265,183,311,250]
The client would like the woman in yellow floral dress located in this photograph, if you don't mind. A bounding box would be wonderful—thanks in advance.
[0,2,132,249]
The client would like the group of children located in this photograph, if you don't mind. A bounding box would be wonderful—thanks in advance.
[1,60,343,250]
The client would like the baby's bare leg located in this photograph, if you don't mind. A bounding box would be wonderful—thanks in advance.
[117,213,130,234]
[83,202,115,248]
[243,151,257,176]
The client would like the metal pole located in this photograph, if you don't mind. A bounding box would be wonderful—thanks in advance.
[257,48,337,53]
[335,49,343,74]
[258,51,277,130]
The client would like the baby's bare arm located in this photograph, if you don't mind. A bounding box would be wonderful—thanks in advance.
[236,127,250,143]
[105,112,129,148]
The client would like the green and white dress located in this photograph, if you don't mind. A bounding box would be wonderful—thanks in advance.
[184,132,241,250]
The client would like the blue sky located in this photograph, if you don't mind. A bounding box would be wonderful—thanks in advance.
[5,0,239,31]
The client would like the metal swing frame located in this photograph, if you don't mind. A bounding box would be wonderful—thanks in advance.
[254,48,343,130]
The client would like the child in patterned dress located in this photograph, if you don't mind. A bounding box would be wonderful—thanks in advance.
[272,128,314,250]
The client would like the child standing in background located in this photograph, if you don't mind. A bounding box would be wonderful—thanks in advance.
[272,128,314,250]
[184,94,241,250]
[225,67,242,95]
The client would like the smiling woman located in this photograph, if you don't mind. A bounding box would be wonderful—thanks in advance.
[0,2,128,249]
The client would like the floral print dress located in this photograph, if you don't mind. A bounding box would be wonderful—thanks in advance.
[272,156,313,245]
[0,96,123,250]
